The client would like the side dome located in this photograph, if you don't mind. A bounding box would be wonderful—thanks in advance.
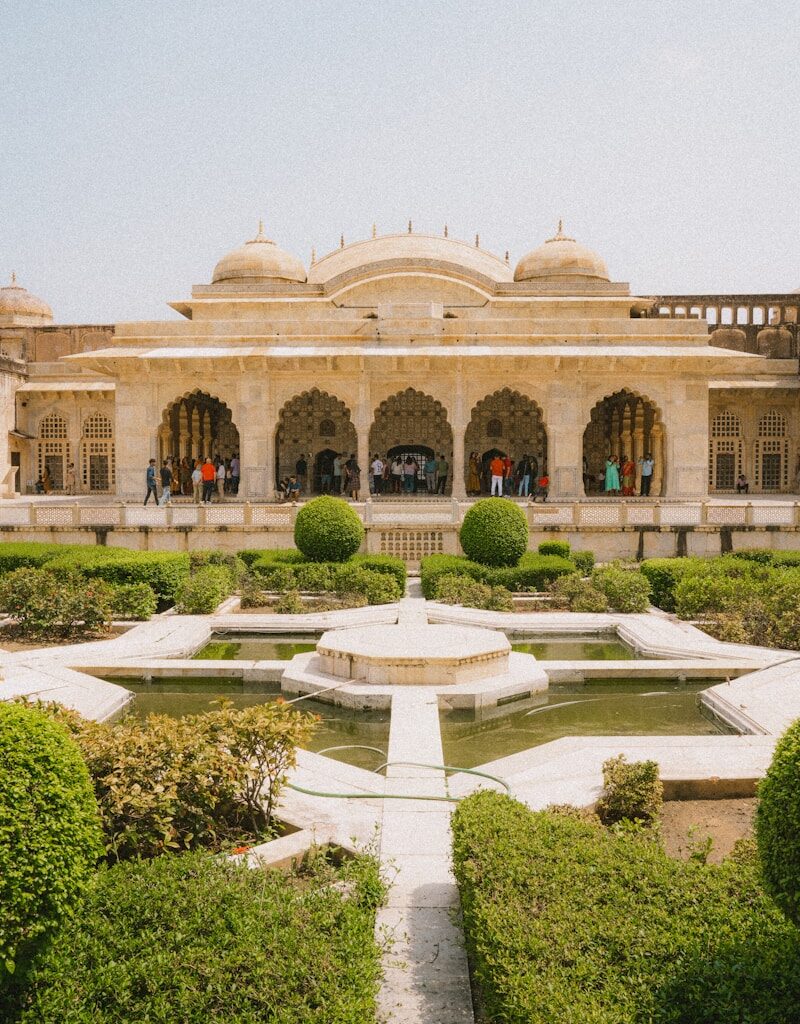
[0,273,52,323]
[514,222,609,283]
[212,222,306,284]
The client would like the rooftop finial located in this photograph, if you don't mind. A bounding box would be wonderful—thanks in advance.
[546,219,575,243]
[258,218,264,235]
[340,233,345,249]
[408,219,412,234]
[310,247,316,265]
[10,271,16,286]
[504,250,510,263]
[249,220,272,244]
[372,222,377,238]
[475,233,480,248]
[444,224,448,238]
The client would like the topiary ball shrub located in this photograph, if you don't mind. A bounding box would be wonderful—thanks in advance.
[0,702,103,981]
[294,496,365,563]
[459,498,528,568]
[757,719,800,925]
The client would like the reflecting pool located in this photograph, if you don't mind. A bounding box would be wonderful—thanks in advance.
[441,679,728,768]
[194,634,320,661]
[510,636,638,660]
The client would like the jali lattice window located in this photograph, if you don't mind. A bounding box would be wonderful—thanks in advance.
[81,413,115,491]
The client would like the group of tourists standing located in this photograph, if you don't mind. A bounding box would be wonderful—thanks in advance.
[466,451,548,500]
[144,454,240,506]
[591,454,654,496]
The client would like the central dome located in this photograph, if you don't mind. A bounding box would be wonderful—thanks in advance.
[212,223,306,284]
[307,231,514,285]
[514,222,609,283]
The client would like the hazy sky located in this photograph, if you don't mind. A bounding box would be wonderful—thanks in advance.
[2,0,798,323]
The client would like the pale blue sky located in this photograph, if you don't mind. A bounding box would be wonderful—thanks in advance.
[2,0,798,322]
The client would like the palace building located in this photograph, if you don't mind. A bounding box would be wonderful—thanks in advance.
[0,221,797,503]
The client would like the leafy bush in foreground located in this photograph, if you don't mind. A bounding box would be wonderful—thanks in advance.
[0,568,113,638]
[174,565,233,613]
[10,849,384,1024]
[44,700,314,861]
[757,718,800,926]
[0,703,102,982]
[591,564,652,613]
[548,573,609,612]
[108,583,157,621]
[49,549,190,605]
[294,496,364,562]
[420,552,575,599]
[452,791,800,1024]
[459,497,529,567]
[596,754,662,826]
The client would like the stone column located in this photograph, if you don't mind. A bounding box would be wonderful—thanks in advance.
[115,380,160,500]
[547,379,584,499]
[451,368,466,499]
[239,379,271,500]
[662,381,708,497]
[356,377,370,488]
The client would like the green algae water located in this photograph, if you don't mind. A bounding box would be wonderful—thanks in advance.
[194,634,320,661]
[510,637,637,660]
[109,677,389,773]
[441,679,729,769]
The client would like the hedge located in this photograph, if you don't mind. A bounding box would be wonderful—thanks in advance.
[459,498,528,567]
[174,565,234,614]
[452,791,800,1024]
[12,849,385,1023]
[757,719,800,926]
[0,542,83,574]
[591,564,652,612]
[734,548,800,569]
[537,540,570,558]
[294,496,364,562]
[0,703,103,983]
[48,550,190,604]
[639,557,709,611]
[420,552,575,599]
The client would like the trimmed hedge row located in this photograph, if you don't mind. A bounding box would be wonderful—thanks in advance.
[248,561,402,605]
[452,791,800,1023]
[757,718,800,927]
[420,552,576,599]
[0,543,84,574]
[242,549,406,589]
[12,849,384,1023]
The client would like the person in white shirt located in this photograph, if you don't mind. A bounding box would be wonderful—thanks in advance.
[191,462,202,504]
[370,454,384,495]
[216,461,226,500]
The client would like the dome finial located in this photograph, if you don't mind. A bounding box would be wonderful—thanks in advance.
[546,219,575,244]
[372,222,377,238]
[340,233,345,249]
[248,219,273,244]
[408,219,413,233]
[310,247,316,265]
[10,271,16,286]
[475,233,480,248]
[444,224,448,238]
[505,250,510,263]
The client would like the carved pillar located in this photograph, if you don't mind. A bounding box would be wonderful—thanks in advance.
[452,367,466,499]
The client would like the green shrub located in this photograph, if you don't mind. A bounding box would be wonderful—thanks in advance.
[596,754,662,826]
[0,542,82,574]
[0,567,113,638]
[332,564,402,604]
[352,553,407,589]
[459,497,529,567]
[538,539,571,558]
[571,549,596,575]
[451,791,800,1024]
[757,719,800,926]
[294,496,364,562]
[434,573,514,611]
[592,564,651,612]
[293,562,335,592]
[274,589,306,614]
[46,699,314,861]
[673,572,758,619]
[50,550,191,605]
[250,561,298,591]
[548,573,609,612]
[0,703,103,981]
[109,583,157,621]
[14,849,384,1023]
[489,553,576,592]
[420,552,575,599]
[174,565,232,614]
[639,557,704,611]
[188,550,246,585]
[237,547,306,568]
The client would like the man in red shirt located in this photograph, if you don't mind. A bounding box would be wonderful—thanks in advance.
[201,457,216,504]
[490,454,504,496]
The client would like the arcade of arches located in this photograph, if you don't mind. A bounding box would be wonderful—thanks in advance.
[158,392,240,466]
[275,390,357,490]
[583,391,665,497]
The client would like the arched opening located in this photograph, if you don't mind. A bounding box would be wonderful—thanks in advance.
[313,448,339,494]
[369,390,453,496]
[464,389,546,496]
[583,390,664,497]
[81,412,114,492]
[275,390,356,495]
[37,411,68,492]
[709,411,742,492]
[159,391,239,496]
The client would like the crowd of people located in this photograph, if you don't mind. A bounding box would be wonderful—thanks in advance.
[277,452,451,502]
[466,451,549,500]
[144,454,240,506]
[584,453,655,496]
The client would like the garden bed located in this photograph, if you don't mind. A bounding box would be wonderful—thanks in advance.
[661,797,756,864]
